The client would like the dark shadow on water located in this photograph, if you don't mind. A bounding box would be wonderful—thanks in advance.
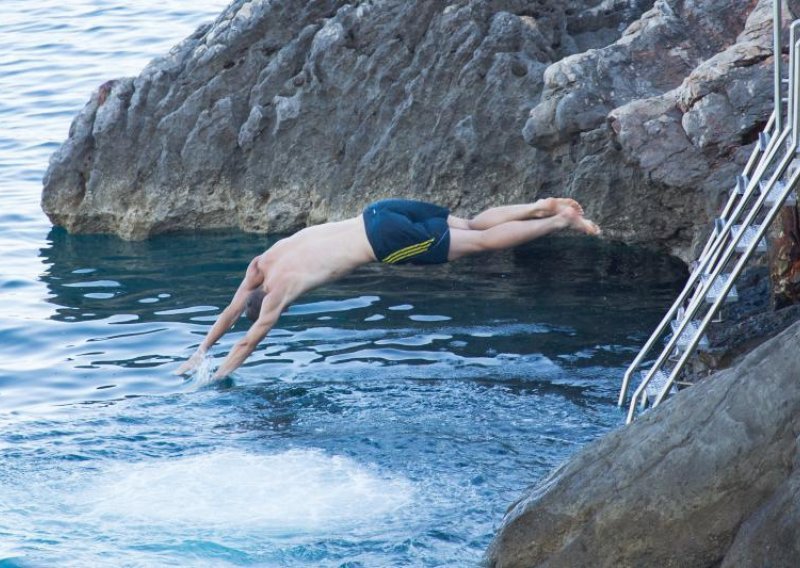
[39,227,686,325]
[40,227,273,323]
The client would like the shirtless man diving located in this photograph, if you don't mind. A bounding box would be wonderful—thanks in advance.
[176,198,601,380]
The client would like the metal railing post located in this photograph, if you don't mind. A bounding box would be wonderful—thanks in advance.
[787,23,800,141]
[794,37,800,146]
[775,0,783,133]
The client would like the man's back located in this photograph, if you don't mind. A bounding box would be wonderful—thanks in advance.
[259,215,376,303]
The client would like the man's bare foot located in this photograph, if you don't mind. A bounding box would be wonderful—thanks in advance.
[534,197,584,218]
[554,198,584,216]
[559,207,601,236]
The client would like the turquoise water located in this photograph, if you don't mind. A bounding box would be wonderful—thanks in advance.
[0,2,686,566]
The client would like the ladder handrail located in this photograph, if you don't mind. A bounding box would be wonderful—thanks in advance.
[650,36,800,408]
[617,120,788,407]
[700,112,777,262]
[691,32,800,297]
[628,138,798,422]
[686,116,780,307]
[654,162,800,406]
[694,124,791,279]
[774,0,783,132]
[787,22,800,140]
[622,7,800,421]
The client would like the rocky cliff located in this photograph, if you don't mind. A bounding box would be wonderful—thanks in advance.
[486,318,800,567]
[41,0,792,260]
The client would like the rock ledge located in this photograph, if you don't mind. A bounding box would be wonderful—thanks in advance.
[486,318,800,568]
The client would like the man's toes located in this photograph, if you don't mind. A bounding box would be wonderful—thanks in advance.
[569,199,584,215]
[560,198,584,215]
[584,220,601,235]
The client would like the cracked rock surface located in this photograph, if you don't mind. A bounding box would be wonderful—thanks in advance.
[41,0,794,257]
[485,319,800,568]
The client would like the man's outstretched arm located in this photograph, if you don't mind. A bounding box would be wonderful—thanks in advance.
[212,289,286,380]
[175,257,262,375]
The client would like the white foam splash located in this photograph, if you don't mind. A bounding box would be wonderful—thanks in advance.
[84,449,414,534]
[187,354,218,389]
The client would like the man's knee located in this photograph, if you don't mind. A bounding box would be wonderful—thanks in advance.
[447,228,487,260]
[447,215,472,230]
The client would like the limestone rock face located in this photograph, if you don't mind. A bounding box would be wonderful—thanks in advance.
[42,0,790,256]
[524,0,793,259]
[485,318,800,568]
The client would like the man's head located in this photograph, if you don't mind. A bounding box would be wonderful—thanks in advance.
[245,288,267,322]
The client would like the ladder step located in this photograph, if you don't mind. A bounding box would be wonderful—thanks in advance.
[712,217,726,237]
[758,132,771,152]
[702,273,739,304]
[640,369,677,402]
[735,174,748,195]
[759,180,797,207]
[732,224,767,253]
[670,319,710,351]
[789,161,800,179]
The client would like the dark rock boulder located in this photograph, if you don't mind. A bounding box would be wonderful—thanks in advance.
[485,317,800,568]
[721,465,800,567]
[42,0,789,258]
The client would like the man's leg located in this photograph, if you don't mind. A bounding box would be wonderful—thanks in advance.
[449,198,584,231]
[447,209,600,261]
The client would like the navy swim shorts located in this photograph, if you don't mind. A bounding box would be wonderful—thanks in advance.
[362,199,451,265]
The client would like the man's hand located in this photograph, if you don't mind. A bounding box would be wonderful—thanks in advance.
[174,348,207,376]
[175,256,263,377]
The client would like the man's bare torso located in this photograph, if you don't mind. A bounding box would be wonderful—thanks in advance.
[256,215,376,305]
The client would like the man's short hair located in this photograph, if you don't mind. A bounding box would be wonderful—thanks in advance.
[245,288,267,322]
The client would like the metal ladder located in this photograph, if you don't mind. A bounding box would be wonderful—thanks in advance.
[618,3,800,423]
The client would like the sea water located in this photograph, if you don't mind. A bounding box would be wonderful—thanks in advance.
[0,2,687,566]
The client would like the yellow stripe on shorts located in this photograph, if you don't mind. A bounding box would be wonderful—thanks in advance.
[382,238,435,264]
